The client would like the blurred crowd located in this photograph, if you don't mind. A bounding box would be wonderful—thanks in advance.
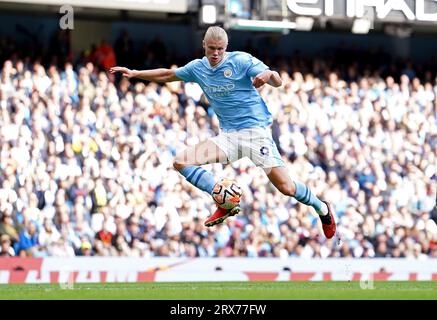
[0,32,436,259]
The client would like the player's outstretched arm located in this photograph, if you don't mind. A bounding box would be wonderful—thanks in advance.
[252,70,282,88]
[109,66,181,82]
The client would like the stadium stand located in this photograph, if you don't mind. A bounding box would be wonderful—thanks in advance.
[0,26,435,259]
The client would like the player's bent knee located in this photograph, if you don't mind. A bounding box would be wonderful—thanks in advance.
[173,158,187,171]
[277,182,295,197]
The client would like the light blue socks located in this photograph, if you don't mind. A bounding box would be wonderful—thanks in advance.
[293,181,327,215]
[180,166,216,194]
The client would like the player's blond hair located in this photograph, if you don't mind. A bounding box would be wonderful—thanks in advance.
[204,26,228,44]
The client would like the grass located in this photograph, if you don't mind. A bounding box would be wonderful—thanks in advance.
[0,281,435,300]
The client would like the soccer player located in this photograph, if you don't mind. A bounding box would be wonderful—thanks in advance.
[110,26,336,239]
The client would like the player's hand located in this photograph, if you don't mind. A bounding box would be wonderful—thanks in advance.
[109,66,136,78]
[252,71,271,88]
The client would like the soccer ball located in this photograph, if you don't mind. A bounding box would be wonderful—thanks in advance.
[212,179,242,210]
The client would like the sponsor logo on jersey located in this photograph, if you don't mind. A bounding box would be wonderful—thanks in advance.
[204,83,235,97]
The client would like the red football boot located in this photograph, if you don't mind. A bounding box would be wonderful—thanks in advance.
[204,206,241,227]
[320,201,336,239]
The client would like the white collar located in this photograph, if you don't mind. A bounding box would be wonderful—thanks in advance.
[206,52,229,70]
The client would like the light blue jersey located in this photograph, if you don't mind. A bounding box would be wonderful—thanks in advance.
[175,51,272,130]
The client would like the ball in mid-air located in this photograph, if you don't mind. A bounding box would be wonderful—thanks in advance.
[212,179,242,210]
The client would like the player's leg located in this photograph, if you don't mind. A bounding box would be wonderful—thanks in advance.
[265,166,336,239]
[173,139,227,195]
[245,126,336,238]
[173,139,241,227]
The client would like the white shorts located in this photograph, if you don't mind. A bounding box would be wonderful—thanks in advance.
[209,126,285,169]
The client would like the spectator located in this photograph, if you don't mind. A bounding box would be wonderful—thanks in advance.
[0,210,19,244]
[0,234,15,256]
[78,239,93,256]
[114,30,134,67]
[94,40,116,71]
[14,221,40,257]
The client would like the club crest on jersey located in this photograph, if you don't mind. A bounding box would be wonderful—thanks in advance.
[224,69,232,78]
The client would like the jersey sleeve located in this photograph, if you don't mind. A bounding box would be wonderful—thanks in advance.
[175,60,199,82]
[245,54,269,78]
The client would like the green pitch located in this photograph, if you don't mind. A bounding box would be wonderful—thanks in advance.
[0,281,435,300]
